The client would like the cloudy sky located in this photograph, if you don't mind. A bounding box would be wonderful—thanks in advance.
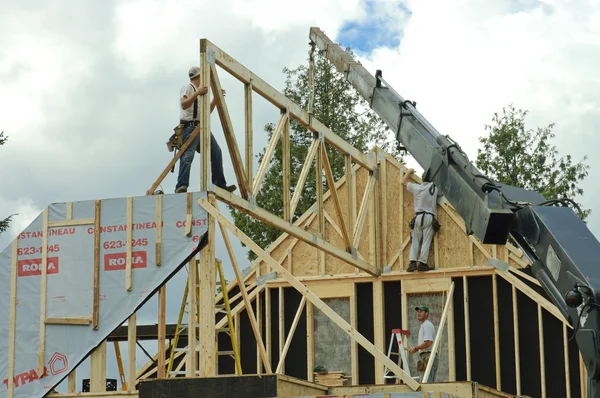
[2,0,599,391]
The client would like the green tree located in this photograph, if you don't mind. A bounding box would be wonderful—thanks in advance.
[0,132,15,237]
[476,104,590,220]
[231,47,401,260]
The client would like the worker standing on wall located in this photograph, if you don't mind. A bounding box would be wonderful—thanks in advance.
[401,168,440,272]
[408,305,438,382]
[175,66,236,194]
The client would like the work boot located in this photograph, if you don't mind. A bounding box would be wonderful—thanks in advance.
[417,262,433,272]
[407,261,417,272]
[217,184,237,193]
[175,186,188,193]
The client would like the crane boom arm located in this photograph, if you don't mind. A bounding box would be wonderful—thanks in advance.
[309,27,600,395]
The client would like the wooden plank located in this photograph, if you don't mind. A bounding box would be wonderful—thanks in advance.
[48,218,95,227]
[157,285,166,378]
[539,304,546,398]
[253,113,286,196]
[156,194,163,265]
[306,301,314,382]
[282,112,291,221]
[304,282,352,298]
[68,370,76,393]
[463,276,471,381]
[199,194,217,376]
[245,82,253,186]
[276,296,307,373]
[422,282,455,382]
[316,139,324,276]
[185,192,193,237]
[187,258,197,376]
[493,274,501,390]
[45,317,92,325]
[399,168,404,270]
[218,220,272,372]
[214,187,379,275]
[93,200,101,329]
[290,139,319,217]
[199,198,419,390]
[353,174,375,249]
[38,208,49,375]
[126,197,133,291]
[497,270,570,327]
[322,142,351,250]
[346,156,355,243]
[266,286,272,369]
[127,313,136,392]
[256,290,262,373]
[66,201,73,220]
[564,323,571,398]
[279,287,285,373]
[513,285,521,395]
[379,153,387,266]
[211,64,249,198]
[509,265,541,286]
[329,382,476,396]
[90,342,107,392]
[199,41,211,191]
[8,240,18,398]
[350,284,358,385]
[206,40,375,171]
[373,280,385,383]
[403,277,450,294]
[448,294,456,381]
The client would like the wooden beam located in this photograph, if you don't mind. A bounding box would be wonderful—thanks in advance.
[463,276,471,381]
[185,192,193,237]
[66,202,73,220]
[38,208,49,375]
[253,112,286,196]
[218,220,272,372]
[316,140,325,275]
[276,296,306,373]
[214,187,379,275]
[290,138,319,217]
[157,285,166,378]
[350,284,358,384]
[127,314,136,393]
[199,194,217,376]
[513,285,521,395]
[199,40,211,191]
[282,112,291,221]
[211,64,249,198]
[206,40,375,171]
[48,218,94,227]
[321,142,352,251]
[199,198,419,390]
[245,81,253,186]
[8,240,18,398]
[373,280,385,383]
[90,342,107,392]
[187,257,197,376]
[539,304,546,398]
[93,200,101,330]
[45,317,92,325]
[353,174,375,249]
[306,301,314,382]
[564,323,571,398]
[422,282,455,383]
[493,273,501,390]
[156,194,163,265]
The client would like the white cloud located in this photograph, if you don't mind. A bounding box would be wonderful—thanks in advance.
[359,0,600,235]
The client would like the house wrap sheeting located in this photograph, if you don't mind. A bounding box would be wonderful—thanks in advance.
[0,191,209,398]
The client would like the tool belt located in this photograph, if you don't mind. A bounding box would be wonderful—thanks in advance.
[166,120,199,152]
[417,351,432,372]
[409,211,441,232]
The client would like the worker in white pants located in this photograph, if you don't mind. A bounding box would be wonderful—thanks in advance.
[401,168,440,272]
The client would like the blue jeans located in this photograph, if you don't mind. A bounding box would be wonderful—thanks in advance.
[175,123,228,191]
[419,353,438,382]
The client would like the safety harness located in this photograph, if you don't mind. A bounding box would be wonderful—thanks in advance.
[409,184,441,232]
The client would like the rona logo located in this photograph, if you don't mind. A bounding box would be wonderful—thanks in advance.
[104,251,147,271]
[18,257,59,277]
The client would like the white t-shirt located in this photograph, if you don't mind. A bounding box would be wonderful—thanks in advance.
[418,319,435,353]
[179,83,197,122]
[407,182,438,215]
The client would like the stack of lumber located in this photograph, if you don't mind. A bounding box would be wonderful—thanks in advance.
[313,371,350,387]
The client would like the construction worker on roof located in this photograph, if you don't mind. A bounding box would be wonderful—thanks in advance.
[175,66,236,194]
[401,168,441,272]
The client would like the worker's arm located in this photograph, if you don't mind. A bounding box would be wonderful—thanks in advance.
[408,340,432,354]
[401,168,415,186]
[181,86,208,110]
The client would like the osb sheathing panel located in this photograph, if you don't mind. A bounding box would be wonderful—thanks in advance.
[251,149,529,280]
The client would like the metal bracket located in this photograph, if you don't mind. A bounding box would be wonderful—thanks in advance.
[318,131,324,143]
[351,247,358,260]
[249,195,257,211]
[256,272,277,286]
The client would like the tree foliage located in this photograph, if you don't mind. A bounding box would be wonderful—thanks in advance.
[476,104,590,220]
[230,47,401,260]
[0,132,16,237]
